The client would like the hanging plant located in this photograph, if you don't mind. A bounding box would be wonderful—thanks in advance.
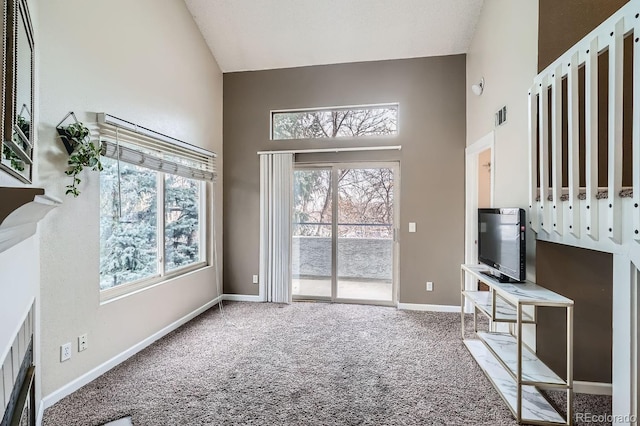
[57,121,103,197]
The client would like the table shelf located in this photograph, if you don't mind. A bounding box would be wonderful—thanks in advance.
[477,332,566,386]
[461,264,574,425]
[464,340,566,424]
[463,291,535,323]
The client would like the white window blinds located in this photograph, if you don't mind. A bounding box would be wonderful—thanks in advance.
[97,113,217,181]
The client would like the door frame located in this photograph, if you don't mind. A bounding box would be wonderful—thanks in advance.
[292,161,400,306]
[464,132,494,312]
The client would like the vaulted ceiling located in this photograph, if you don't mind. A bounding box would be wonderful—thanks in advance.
[184,0,484,73]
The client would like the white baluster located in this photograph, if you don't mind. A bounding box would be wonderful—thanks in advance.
[528,87,539,233]
[551,65,563,235]
[539,76,551,234]
[568,52,581,238]
[633,20,640,242]
[607,18,624,244]
[585,38,599,240]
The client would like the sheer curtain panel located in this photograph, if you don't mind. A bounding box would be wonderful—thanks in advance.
[259,153,293,303]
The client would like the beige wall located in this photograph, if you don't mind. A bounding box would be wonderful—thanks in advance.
[36,0,223,396]
[224,56,466,305]
[466,0,538,279]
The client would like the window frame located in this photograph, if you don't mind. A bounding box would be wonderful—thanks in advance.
[269,102,400,141]
[99,165,208,302]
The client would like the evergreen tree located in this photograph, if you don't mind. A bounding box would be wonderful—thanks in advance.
[99,158,201,289]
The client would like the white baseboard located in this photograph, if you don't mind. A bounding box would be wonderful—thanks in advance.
[574,381,612,395]
[223,294,263,302]
[40,295,223,413]
[397,303,461,313]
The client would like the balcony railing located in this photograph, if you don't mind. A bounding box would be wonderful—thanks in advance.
[292,222,393,281]
[293,222,392,239]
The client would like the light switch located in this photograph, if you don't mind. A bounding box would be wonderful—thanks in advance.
[409,222,416,233]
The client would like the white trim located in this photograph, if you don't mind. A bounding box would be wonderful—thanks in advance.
[100,263,211,304]
[0,194,60,255]
[270,102,399,115]
[464,132,494,313]
[465,132,494,156]
[41,296,222,410]
[0,296,35,382]
[612,253,636,421]
[257,145,402,155]
[397,303,461,313]
[574,381,612,396]
[222,294,264,302]
[37,400,44,426]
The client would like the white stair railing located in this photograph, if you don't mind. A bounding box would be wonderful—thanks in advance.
[529,1,640,251]
[528,3,640,424]
[634,12,640,244]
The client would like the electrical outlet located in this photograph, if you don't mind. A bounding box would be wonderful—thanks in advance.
[78,334,88,352]
[426,281,433,291]
[60,343,72,362]
[252,275,259,284]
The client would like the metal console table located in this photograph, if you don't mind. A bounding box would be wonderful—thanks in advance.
[461,264,574,425]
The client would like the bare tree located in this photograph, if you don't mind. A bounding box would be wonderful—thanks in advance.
[273,106,397,140]
[288,106,397,238]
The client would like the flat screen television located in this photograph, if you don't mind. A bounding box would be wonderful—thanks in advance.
[477,208,526,283]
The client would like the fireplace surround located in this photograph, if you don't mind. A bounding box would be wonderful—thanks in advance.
[1,305,35,426]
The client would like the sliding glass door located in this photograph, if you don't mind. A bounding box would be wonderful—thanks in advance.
[292,163,398,305]
[336,167,395,301]
[292,168,333,299]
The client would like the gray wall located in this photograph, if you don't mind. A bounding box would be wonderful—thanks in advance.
[536,241,612,383]
[223,56,466,305]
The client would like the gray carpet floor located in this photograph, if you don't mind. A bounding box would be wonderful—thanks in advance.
[43,302,611,425]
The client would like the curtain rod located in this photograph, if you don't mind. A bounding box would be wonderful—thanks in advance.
[257,145,402,155]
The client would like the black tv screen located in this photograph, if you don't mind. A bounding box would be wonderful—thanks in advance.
[478,208,526,282]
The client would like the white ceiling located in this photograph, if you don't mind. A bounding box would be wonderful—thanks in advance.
[184,0,484,73]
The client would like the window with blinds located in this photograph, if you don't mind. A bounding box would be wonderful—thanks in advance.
[97,114,215,298]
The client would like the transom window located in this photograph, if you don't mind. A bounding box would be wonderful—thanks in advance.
[271,104,398,140]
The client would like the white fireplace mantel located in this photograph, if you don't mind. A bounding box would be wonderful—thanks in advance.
[0,187,61,254]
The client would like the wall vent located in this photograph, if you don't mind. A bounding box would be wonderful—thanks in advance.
[495,106,507,126]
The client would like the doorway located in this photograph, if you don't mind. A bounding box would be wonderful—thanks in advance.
[464,132,494,311]
[292,163,398,305]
